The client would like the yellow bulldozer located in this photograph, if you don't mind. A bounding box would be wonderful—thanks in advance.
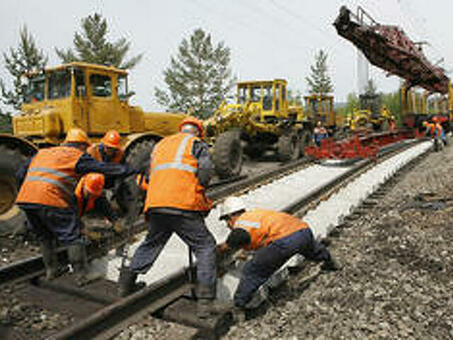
[204,79,313,178]
[0,62,185,228]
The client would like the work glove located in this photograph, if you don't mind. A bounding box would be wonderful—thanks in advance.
[112,219,124,234]
[82,228,102,241]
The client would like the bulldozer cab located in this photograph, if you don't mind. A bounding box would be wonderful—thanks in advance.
[304,94,335,128]
[236,79,288,122]
[17,62,134,143]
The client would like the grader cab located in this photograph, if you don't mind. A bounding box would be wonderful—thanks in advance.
[1,62,185,225]
[205,79,310,178]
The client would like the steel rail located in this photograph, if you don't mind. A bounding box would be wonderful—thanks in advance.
[0,157,312,287]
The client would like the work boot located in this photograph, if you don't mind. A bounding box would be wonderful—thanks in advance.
[67,243,101,286]
[40,239,59,280]
[232,306,246,323]
[321,253,341,271]
[196,284,217,319]
[118,266,145,297]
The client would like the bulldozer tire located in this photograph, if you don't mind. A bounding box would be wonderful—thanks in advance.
[213,131,243,179]
[278,132,300,162]
[299,130,312,157]
[122,139,157,218]
[0,145,30,236]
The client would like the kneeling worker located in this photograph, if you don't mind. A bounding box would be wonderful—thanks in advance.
[217,196,340,310]
[75,173,123,238]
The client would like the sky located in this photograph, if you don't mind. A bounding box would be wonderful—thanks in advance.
[1,0,452,113]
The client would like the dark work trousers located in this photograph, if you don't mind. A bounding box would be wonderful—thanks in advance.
[19,204,83,245]
[234,228,330,307]
[130,212,217,287]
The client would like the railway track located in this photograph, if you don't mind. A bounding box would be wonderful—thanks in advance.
[0,138,431,339]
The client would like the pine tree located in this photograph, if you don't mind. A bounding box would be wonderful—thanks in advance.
[0,108,12,133]
[154,28,235,119]
[56,13,142,69]
[306,50,333,94]
[0,26,47,111]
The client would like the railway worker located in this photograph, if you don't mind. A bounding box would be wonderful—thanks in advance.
[119,116,217,319]
[75,173,123,239]
[87,130,123,164]
[423,121,436,137]
[15,128,137,284]
[217,196,340,311]
[388,115,396,132]
[313,121,328,147]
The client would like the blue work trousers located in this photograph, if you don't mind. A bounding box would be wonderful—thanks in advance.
[19,204,83,245]
[234,228,330,307]
[130,212,217,287]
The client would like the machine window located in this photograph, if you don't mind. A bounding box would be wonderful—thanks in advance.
[90,74,112,97]
[48,70,71,99]
[24,75,45,103]
[117,75,128,101]
[238,87,247,104]
[263,86,273,110]
[250,86,261,102]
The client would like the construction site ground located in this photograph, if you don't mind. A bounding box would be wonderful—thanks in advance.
[1,144,453,338]
[114,143,453,339]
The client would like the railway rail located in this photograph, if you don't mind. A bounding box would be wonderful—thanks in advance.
[0,138,431,339]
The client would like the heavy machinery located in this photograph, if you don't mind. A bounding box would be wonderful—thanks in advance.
[333,5,453,129]
[303,93,337,134]
[0,62,185,227]
[345,93,393,132]
[204,79,310,178]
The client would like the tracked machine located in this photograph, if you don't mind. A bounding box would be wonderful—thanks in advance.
[0,62,185,228]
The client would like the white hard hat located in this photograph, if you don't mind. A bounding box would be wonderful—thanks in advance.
[219,196,247,220]
[180,123,200,137]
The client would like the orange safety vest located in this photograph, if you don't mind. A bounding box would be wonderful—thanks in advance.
[87,143,123,163]
[74,176,102,216]
[234,209,309,251]
[144,133,212,212]
[16,146,83,208]
[435,123,443,138]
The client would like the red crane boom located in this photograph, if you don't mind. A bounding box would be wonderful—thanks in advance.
[333,6,450,94]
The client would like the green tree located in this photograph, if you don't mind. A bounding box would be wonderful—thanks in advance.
[0,108,12,133]
[382,90,401,123]
[154,28,235,119]
[364,79,377,96]
[306,50,333,94]
[0,26,47,111]
[337,92,359,117]
[56,13,142,69]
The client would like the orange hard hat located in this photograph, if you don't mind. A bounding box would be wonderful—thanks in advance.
[178,116,204,139]
[101,130,121,149]
[64,128,91,145]
[84,173,105,196]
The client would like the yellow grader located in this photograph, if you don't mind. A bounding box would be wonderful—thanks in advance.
[344,93,393,133]
[205,79,316,178]
[0,62,185,228]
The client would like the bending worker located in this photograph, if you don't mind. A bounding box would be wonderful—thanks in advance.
[119,116,217,319]
[75,173,123,238]
[16,128,136,284]
[217,196,340,310]
[87,130,123,163]
[313,121,328,147]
